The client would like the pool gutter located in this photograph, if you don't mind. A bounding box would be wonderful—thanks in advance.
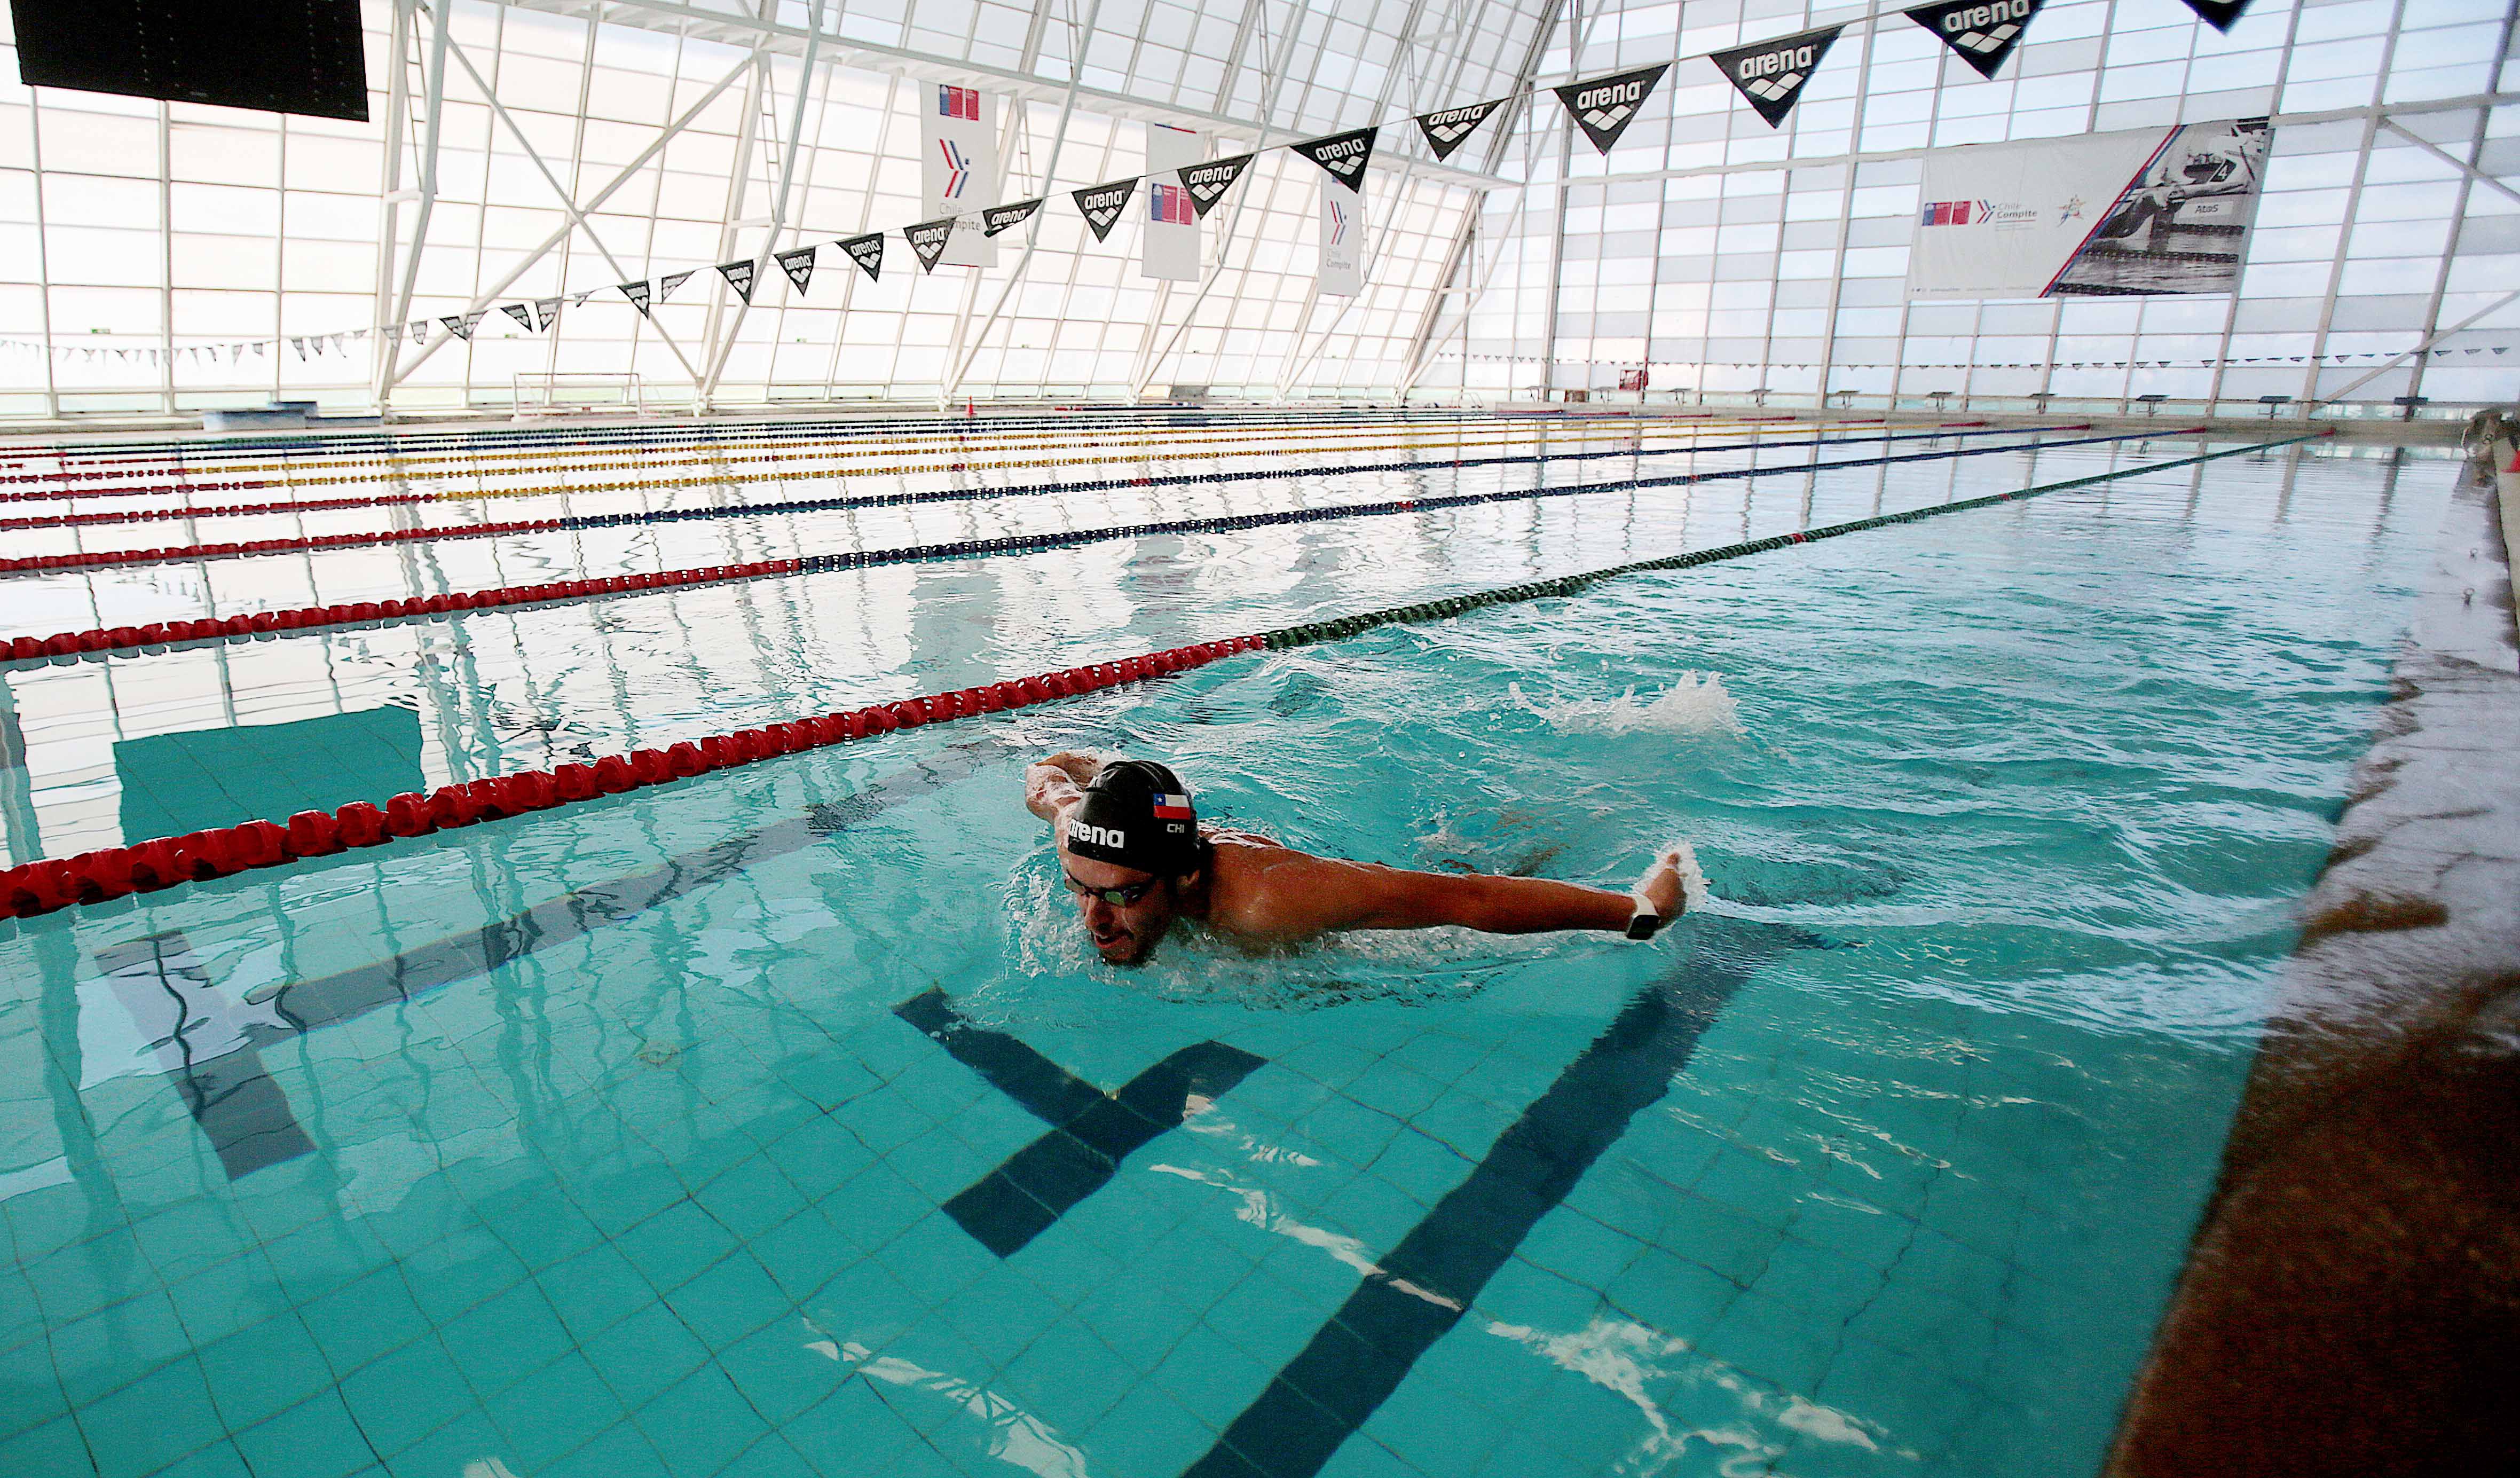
[2105,458,2520,1476]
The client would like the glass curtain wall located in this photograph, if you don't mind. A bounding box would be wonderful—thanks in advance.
[1441,0,2519,412]
[0,0,1552,417]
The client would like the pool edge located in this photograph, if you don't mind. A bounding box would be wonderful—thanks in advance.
[2103,458,2520,1477]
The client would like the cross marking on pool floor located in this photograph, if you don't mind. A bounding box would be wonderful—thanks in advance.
[894,987,1265,1256]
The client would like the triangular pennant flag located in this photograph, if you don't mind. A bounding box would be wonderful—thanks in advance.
[533,297,562,332]
[1555,65,1670,153]
[290,337,309,358]
[1177,153,1258,218]
[1904,0,2043,80]
[658,270,694,302]
[1414,99,1505,162]
[410,321,428,342]
[620,280,653,316]
[501,303,535,332]
[1292,128,1376,192]
[717,259,757,302]
[1071,180,1137,242]
[982,199,1045,237]
[839,232,885,280]
[443,316,470,339]
[905,218,957,272]
[2179,0,2251,31]
[776,246,818,294]
[1708,27,1841,129]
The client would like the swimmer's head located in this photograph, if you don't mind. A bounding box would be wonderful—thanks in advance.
[1058,760,1203,965]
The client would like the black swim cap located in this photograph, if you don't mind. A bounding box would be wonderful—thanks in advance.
[1064,760,1200,876]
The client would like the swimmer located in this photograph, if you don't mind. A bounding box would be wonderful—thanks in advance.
[1025,751,1705,966]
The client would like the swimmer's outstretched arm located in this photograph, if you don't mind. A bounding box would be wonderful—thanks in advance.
[1245,850,1692,939]
[1023,751,1104,823]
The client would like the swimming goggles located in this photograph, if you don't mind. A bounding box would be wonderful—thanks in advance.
[1064,874,1161,907]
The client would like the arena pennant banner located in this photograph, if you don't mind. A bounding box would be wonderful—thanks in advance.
[1178,153,1258,218]
[1414,99,1504,162]
[982,198,1044,237]
[1708,26,1841,128]
[905,218,957,273]
[533,297,563,332]
[617,281,653,316]
[656,270,692,302]
[2181,0,2253,31]
[1904,0,2044,80]
[1906,118,2272,300]
[839,233,884,281]
[1142,124,1203,282]
[922,83,998,268]
[1318,180,1363,297]
[440,313,476,340]
[1073,179,1136,243]
[1293,127,1376,191]
[776,246,817,294]
[500,303,535,333]
[716,258,757,302]
[1554,64,1669,153]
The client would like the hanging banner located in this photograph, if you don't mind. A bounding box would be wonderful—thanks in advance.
[718,258,757,302]
[2181,0,2251,30]
[1293,128,1376,192]
[982,199,1044,237]
[922,83,998,268]
[1073,179,1136,243]
[1906,117,2272,300]
[1142,123,1203,282]
[442,313,483,340]
[1905,0,2044,80]
[658,270,693,302]
[1318,182,1363,297]
[1414,99,1505,163]
[839,232,885,281]
[1709,27,1840,129]
[1554,64,1669,154]
[499,304,534,332]
[410,321,428,342]
[1178,153,1257,218]
[620,280,653,316]
[533,297,562,332]
[905,218,957,273]
[776,246,817,294]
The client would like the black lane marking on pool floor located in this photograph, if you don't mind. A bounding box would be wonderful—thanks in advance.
[1181,919,1790,1478]
[895,988,1264,1256]
[91,739,1008,1178]
[96,932,316,1178]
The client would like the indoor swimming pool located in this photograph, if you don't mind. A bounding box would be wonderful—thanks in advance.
[0,423,2457,1478]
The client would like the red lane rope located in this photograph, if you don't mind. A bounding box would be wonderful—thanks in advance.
[0,638,1256,921]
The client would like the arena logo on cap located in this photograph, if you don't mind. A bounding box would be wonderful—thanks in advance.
[1069,819,1128,850]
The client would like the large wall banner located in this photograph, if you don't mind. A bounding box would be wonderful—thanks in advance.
[1318,183,1362,297]
[921,83,998,269]
[1907,118,2272,300]
[1141,123,1204,282]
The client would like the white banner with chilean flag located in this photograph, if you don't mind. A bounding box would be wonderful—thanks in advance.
[1140,122,1204,283]
[1905,119,2270,300]
[1318,180,1362,297]
[920,83,998,269]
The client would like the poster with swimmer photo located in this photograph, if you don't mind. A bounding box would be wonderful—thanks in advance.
[1905,118,2272,300]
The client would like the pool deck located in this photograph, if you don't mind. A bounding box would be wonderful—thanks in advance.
[2105,455,2520,1476]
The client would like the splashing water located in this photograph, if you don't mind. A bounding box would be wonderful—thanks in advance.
[1510,672,1744,737]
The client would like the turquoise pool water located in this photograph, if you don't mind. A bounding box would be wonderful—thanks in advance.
[0,436,2451,1478]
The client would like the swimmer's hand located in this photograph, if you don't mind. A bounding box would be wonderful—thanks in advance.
[1024,750,1107,821]
[1628,843,1708,938]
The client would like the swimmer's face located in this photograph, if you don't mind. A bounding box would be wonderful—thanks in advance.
[1059,847,1187,965]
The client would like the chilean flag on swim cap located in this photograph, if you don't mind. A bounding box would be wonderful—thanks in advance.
[1153,792,1194,820]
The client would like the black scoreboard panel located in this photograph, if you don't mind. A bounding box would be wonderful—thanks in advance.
[10,0,369,121]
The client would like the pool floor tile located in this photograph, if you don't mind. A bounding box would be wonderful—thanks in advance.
[779,1375,922,1475]
[486,1350,626,1471]
[633,1363,773,1475]
[231,1390,383,1478]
